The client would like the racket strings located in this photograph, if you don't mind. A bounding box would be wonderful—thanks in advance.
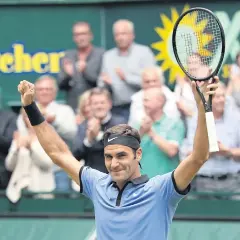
[175,10,223,79]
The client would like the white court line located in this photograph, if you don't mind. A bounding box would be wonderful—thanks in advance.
[84,227,97,240]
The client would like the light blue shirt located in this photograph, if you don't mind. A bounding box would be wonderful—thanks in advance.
[79,166,190,240]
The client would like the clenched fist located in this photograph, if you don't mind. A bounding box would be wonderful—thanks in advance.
[18,80,35,106]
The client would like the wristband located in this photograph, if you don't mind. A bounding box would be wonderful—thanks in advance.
[23,102,45,126]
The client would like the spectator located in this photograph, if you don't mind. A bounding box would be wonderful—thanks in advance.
[226,75,240,110]
[34,75,77,192]
[73,87,125,173]
[230,51,240,76]
[0,109,17,190]
[58,22,104,111]
[98,19,156,122]
[128,66,180,127]
[5,109,55,203]
[180,82,240,197]
[72,90,92,191]
[174,75,196,136]
[35,75,77,142]
[175,54,210,135]
[75,89,92,125]
[174,75,196,118]
[137,88,185,178]
[186,53,209,79]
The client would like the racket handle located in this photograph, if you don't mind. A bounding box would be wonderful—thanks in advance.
[205,112,219,153]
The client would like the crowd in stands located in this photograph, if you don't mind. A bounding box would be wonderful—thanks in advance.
[0,19,240,203]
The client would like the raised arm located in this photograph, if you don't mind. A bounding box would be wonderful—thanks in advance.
[174,77,219,191]
[18,80,82,185]
[32,122,82,185]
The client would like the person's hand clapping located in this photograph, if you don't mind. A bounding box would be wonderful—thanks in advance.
[101,73,112,85]
[45,113,56,124]
[86,118,101,143]
[76,60,87,73]
[15,134,31,149]
[217,141,231,157]
[115,68,125,81]
[139,116,153,137]
[63,58,74,76]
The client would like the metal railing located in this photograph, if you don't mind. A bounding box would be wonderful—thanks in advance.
[1,190,240,221]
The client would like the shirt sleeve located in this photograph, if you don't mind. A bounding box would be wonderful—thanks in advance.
[79,166,107,200]
[153,171,190,206]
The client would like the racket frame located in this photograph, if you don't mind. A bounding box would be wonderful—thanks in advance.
[172,7,225,82]
[172,7,226,153]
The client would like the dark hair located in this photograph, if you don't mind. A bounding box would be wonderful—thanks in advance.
[104,124,142,168]
[90,87,112,101]
[103,124,141,144]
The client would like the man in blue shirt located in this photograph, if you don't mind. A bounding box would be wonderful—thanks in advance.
[180,82,240,197]
[17,77,219,240]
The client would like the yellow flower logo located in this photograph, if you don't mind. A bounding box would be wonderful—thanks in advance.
[151,5,213,83]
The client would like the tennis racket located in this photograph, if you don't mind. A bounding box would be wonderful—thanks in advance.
[172,7,225,152]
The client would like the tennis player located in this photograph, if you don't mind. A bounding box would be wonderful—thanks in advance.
[18,77,219,240]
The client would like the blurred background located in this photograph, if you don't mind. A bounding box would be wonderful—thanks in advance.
[0,0,240,239]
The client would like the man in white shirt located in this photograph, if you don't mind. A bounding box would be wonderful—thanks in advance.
[34,75,77,191]
[128,66,180,127]
[34,75,77,142]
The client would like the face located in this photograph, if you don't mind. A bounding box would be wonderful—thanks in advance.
[142,71,161,90]
[212,87,226,116]
[82,99,92,118]
[104,145,141,183]
[35,79,56,106]
[143,90,165,116]
[81,98,92,119]
[187,55,202,77]
[90,94,112,120]
[73,24,92,49]
[114,23,134,50]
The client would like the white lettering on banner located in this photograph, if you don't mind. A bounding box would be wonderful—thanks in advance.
[215,11,240,63]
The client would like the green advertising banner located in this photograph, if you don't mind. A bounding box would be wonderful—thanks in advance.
[0,5,102,107]
[105,2,239,89]
[0,2,239,107]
